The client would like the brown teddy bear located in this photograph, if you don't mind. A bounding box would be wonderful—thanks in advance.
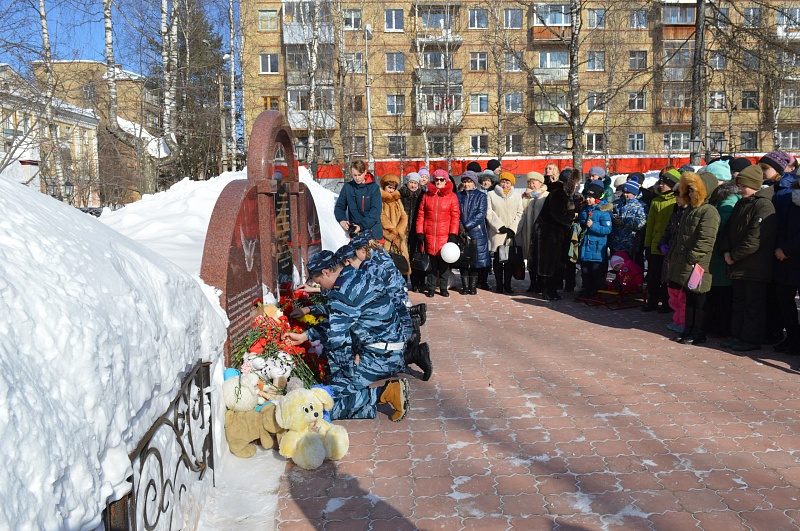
[224,402,287,458]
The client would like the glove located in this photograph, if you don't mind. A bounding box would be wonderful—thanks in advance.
[502,228,516,239]
[659,244,670,255]
[498,226,509,235]
[416,234,425,251]
[447,234,458,244]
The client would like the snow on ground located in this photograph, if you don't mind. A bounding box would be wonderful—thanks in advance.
[0,177,228,529]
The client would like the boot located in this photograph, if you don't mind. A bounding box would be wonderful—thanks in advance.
[675,306,696,344]
[404,343,432,381]
[438,269,449,297]
[459,272,468,295]
[503,264,513,293]
[478,267,491,290]
[494,258,504,293]
[409,303,427,326]
[686,310,707,345]
[378,378,409,421]
[407,317,421,350]
[469,275,478,295]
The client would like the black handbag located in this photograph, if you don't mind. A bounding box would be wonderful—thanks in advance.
[410,251,432,272]
[454,236,477,269]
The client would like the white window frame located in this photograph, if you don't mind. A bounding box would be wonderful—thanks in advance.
[540,133,568,152]
[387,94,405,115]
[258,9,279,31]
[343,8,362,30]
[533,4,571,27]
[628,91,646,111]
[469,9,488,29]
[709,51,726,70]
[539,51,569,68]
[587,92,606,112]
[470,94,489,113]
[783,89,800,107]
[427,134,452,155]
[471,134,489,154]
[504,52,521,72]
[663,132,691,151]
[506,134,523,154]
[343,52,364,73]
[740,131,757,151]
[587,51,605,71]
[387,135,406,156]
[260,53,279,74]
[742,90,758,110]
[423,52,446,69]
[628,133,645,152]
[470,52,488,71]
[353,135,366,156]
[743,7,761,28]
[385,9,404,31]
[630,9,647,29]
[586,133,604,152]
[587,9,605,29]
[386,52,404,73]
[709,90,726,110]
[505,93,523,113]
[629,50,647,70]
[781,131,800,150]
[288,89,309,111]
[504,8,523,29]
[663,6,695,24]
[421,9,452,30]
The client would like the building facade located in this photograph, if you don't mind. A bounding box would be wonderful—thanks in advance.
[241,0,800,177]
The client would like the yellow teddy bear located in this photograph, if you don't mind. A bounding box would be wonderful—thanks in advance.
[275,387,349,470]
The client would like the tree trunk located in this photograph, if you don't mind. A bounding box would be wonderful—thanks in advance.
[689,0,706,165]
[38,0,65,199]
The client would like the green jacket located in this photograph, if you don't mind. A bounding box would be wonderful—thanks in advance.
[709,193,740,287]
[719,186,777,283]
[668,172,721,293]
[643,191,676,255]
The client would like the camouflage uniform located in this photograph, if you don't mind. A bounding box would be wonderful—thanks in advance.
[327,265,406,420]
[360,248,413,341]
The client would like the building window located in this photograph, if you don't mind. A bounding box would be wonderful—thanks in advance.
[629,51,647,70]
[343,52,363,73]
[744,7,761,28]
[505,93,523,113]
[663,85,691,108]
[783,88,800,107]
[741,90,758,110]
[353,136,366,156]
[286,48,309,71]
[587,9,605,29]
[540,133,568,152]
[262,96,280,111]
[533,4,571,26]
[423,52,447,69]
[470,52,488,71]
[534,92,567,111]
[506,134,523,154]
[630,9,647,29]
[779,7,800,28]
[260,54,279,73]
[83,84,96,102]
[740,131,757,151]
[388,135,406,155]
[504,52,521,72]
[387,94,405,115]
[428,135,452,155]
[504,8,523,29]
[781,131,800,149]
[344,9,362,29]
[743,51,760,69]
[709,51,726,70]
[587,51,605,71]
[663,132,690,151]
[469,9,488,29]
[709,91,726,110]
[470,94,489,113]
[288,90,309,111]
[586,133,604,152]
[587,92,605,111]
[385,9,404,31]
[540,51,569,68]
[628,133,645,152]
[347,94,364,112]
[421,9,452,30]
[386,53,404,72]
[628,91,646,111]
[258,9,278,30]
[710,6,729,28]
[471,134,489,154]
[663,6,695,24]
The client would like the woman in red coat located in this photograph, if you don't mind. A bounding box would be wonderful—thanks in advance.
[415,169,461,297]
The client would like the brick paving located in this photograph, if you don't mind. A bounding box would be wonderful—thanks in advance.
[275,277,800,530]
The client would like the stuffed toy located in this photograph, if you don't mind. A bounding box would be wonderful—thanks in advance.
[224,403,286,458]
[275,387,349,470]
[222,372,262,412]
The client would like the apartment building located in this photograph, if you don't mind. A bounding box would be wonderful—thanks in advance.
[241,0,800,176]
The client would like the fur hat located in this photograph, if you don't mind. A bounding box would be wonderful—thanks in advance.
[406,172,421,184]
[704,159,732,182]
[736,165,764,190]
[499,171,516,186]
[584,181,604,199]
[758,151,791,175]
[460,170,478,184]
[622,181,640,195]
[526,171,545,184]
[588,166,606,178]
[487,159,501,172]
[466,161,482,173]
[559,168,574,182]
[350,230,373,249]
[730,157,752,174]
[627,172,645,184]
[478,170,496,183]
[307,250,334,276]
[380,173,400,188]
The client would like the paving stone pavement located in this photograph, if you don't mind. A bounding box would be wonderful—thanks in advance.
[275,277,800,530]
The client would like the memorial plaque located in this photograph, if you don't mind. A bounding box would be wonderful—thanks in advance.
[274,183,293,286]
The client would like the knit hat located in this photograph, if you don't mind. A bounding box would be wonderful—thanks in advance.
[584,181,604,199]
[758,151,791,175]
[333,244,356,264]
[418,167,430,177]
[487,159,501,172]
[498,171,516,186]
[460,170,477,184]
[466,161,482,173]
[526,171,545,184]
[704,159,732,182]
[609,254,625,269]
[432,169,449,179]
[660,169,681,187]
[380,173,400,188]
[679,164,695,173]
[736,165,764,190]
[350,230,373,249]
[627,172,645,184]
[406,172,421,184]
[588,166,606,178]
[622,181,640,195]
[730,158,752,174]
[307,250,334,276]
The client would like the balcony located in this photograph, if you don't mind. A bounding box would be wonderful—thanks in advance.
[533,67,569,83]
[659,25,694,40]
[657,107,691,124]
[778,26,800,40]
[531,109,563,124]
[662,66,690,82]
[529,26,572,42]
[282,22,334,45]
[415,108,463,128]
[414,30,463,48]
[286,70,334,86]
[286,109,337,130]
[414,68,462,85]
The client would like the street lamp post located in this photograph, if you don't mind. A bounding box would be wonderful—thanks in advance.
[688,136,703,166]
[364,23,374,174]
[295,139,334,180]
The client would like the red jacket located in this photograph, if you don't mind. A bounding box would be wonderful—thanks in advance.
[416,179,460,256]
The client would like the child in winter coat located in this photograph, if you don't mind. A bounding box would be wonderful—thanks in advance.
[659,186,686,333]
[577,182,613,298]
[607,251,644,293]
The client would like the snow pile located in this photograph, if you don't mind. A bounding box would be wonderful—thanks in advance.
[297,166,350,251]
[116,116,171,159]
[0,178,228,529]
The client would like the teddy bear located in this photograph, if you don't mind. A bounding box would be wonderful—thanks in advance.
[224,404,286,458]
[222,371,262,412]
[275,387,349,470]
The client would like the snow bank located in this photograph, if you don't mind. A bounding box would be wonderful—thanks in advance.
[0,178,228,529]
[298,166,350,251]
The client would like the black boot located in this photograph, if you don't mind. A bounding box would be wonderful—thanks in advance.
[503,263,513,293]
[494,263,505,294]
[478,267,491,290]
[459,272,469,295]
[404,343,433,381]
[408,317,421,350]
[686,310,707,345]
[409,303,427,326]
[469,275,478,295]
[675,306,696,343]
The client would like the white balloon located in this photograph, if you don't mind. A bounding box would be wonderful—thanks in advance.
[440,242,461,264]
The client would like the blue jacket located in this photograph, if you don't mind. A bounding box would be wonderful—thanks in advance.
[774,180,800,286]
[578,202,613,262]
[334,178,383,240]
[456,189,492,268]
[774,172,799,224]
[326,266,405,367]
[360,248,412,340]
[610,196,647,254]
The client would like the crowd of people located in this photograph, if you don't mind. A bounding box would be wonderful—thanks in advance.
[288,153,799,423]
